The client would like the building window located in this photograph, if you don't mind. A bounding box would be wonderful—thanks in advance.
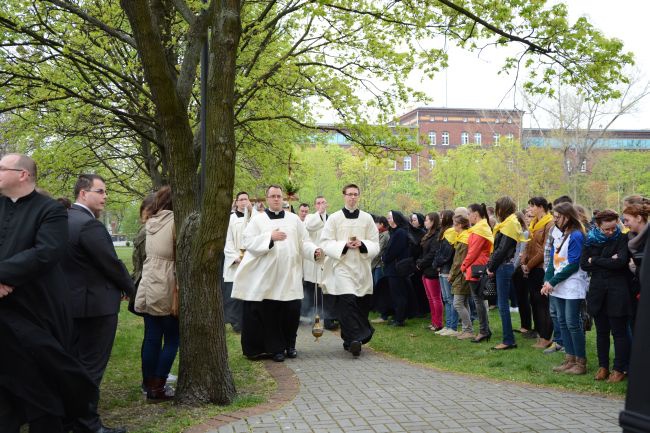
[493,133,500,146]
[429,159,436,169]
[580,159,587,173]
[428,131,436,146]
[390,160,397,171]
[443,117,448,122]
[506,133,514,142]
[507,118,513,124]
[461,132,469,145]
[442,131,449,145]
[474,132,482,145]
[403,156,412,171]
[475,117,480,123]
[463,117,468,123]
[495,118,500,124]
[565,160,572,172]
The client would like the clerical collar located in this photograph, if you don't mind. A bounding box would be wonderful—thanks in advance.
[265,209,285,219]
[342,207,359,219]
[235,210,245,218]
[74,202,96,219]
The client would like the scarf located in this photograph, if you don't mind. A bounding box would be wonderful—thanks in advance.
[529,212,553,234]
[493,213,528,243]
[455,229,470,245]
[629,223,649,255]
[585,225,621,246]
[442,227,457,245]
[468,218,494,245]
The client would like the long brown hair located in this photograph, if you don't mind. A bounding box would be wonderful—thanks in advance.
[151,186,173,215]
[438,209,454,240]
[553,202,585,234]
[421,212,440,244]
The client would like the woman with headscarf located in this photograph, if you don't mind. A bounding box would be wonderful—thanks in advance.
[382,210,413,326]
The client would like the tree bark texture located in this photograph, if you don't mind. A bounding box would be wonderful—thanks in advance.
[121,0,237,405]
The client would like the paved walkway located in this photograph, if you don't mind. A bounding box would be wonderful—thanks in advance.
[199,325,623,433]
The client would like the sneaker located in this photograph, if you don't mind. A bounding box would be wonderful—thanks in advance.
[167,374,177,384]
[509,307,519,313]
[371,317,388,324]
[445,330,460,337]
[435,327,449,335]
[543,342,564,354]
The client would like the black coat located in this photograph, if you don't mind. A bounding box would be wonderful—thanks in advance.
[434,237,455,275]
[0,191,96,419]
[581,234,632,317]
[417,231,440,279]
[382,227,411,278]
[62,204,134,318]
[487,232,517,272]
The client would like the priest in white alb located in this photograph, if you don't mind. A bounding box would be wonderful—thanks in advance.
[320,184,379,357]
[222,191,252,333]
[232,185,321,362]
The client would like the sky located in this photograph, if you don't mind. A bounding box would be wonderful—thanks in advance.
[398,0,650,130]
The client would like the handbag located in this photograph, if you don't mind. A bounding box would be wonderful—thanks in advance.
[395,257,416,277]
[480,274,497,299]
[471,265,487,279]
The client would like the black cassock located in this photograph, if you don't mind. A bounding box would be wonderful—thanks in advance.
[0,190,96,428]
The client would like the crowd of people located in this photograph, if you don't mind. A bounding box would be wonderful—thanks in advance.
[2,149,648,433]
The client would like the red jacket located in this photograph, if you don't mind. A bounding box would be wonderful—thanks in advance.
[460,233,492,281]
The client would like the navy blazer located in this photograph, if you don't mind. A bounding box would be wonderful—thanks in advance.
[62,204,134,318]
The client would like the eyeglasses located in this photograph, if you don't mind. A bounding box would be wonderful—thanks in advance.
[344,193,359,197]
[86,188,107,195]
[267,194,283,199]
[0,167,24,173]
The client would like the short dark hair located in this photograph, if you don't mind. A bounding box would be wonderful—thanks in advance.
[528,196,551,212]
[374,215,389,228]
[266,184,283,196]
[342,183,360,194]
[73,174,105,198]
[553,195,573,205]
[299,203,309,209]
[235,191,249,200]
[593,209,619,225]
[314,195,325,204]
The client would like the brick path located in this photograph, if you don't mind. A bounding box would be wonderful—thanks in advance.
[195,325,623,433]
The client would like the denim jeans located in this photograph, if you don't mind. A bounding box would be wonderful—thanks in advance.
[439,275,458,330]
[496,263,515,346]
[549,295,564,346]
[551,296,585,358]
[142,314,180,380]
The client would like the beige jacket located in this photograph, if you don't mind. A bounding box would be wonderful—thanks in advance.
[135,210,176,315]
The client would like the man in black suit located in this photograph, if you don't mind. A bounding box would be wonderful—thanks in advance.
[0,154,96,433]
[63,174,134,433]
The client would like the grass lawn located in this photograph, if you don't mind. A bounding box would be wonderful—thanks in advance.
[367,308,628,398]
[100,247,275,433]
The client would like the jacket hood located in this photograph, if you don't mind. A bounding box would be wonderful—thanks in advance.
[146,210,174,235]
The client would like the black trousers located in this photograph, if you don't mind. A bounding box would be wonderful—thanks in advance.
[512,267,531,330]
[594,312,631,372]
[0,387,64,433]
[332,294,374,345]
[241,299,301,357]
[222,281,243,332]
[526,268,553,340]
[72,314,118,433]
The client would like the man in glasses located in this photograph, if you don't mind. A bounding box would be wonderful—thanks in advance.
[0,154,96,433]
[320,184,380,357]
[62,174,133,433]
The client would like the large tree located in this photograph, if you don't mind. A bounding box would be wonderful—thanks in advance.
[0,0,636,405]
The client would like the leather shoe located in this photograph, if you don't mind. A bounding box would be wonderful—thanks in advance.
[285,348,297,358]
[349,340,362,357]
[607,370,626,383]
[272,352,285,362]
[491,343,517,350]
[594,367,609,381]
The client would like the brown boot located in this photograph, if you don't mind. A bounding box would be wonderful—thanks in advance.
[552,355,576,372]
[606,370,627,383]
[594,367,609,381]
[532,338,552,349]
[565,357,587,375]
[146,377,174,402]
